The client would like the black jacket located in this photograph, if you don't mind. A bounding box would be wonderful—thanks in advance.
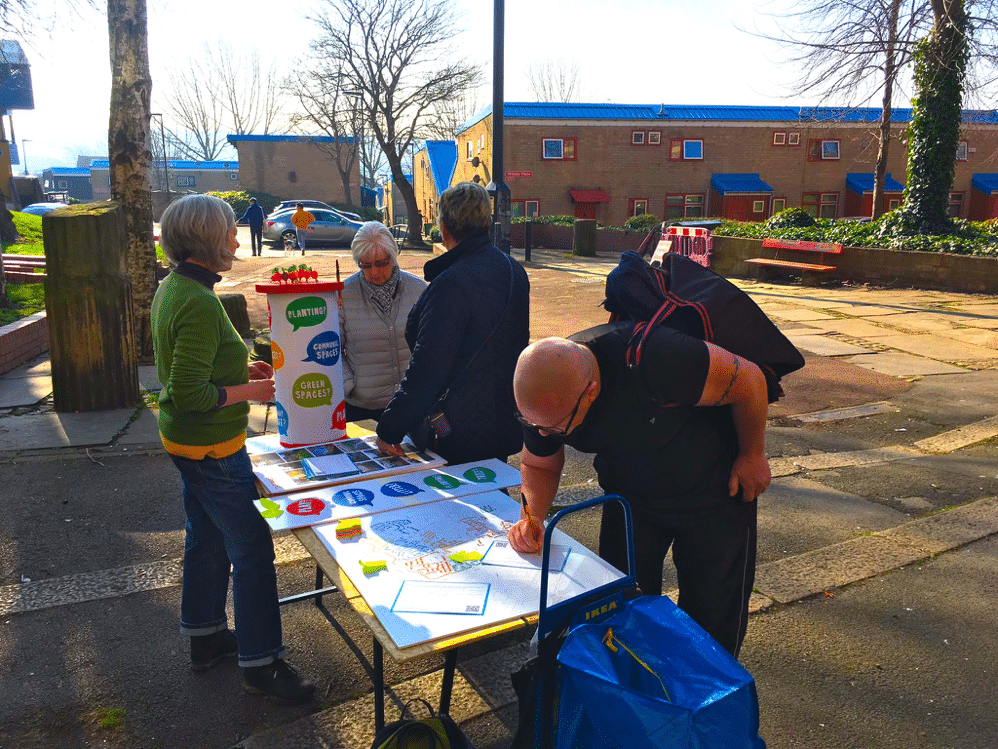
[377,232,530,463]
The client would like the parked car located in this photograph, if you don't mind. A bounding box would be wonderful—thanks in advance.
[272,200,364,222]
[263,208,363,247]
[19,202,69,216]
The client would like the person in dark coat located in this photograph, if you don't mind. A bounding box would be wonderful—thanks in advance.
[237,198,267,256]
[375,181,530,464]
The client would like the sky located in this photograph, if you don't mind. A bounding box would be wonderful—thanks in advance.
[10,0,881,171]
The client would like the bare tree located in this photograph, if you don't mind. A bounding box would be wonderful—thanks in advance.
[162,60,228,161]
[525,58,586,103]
[310,0,484,247]
[422,91,484,141]
[108,0,157,356]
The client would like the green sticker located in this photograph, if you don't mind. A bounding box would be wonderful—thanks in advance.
[424,474,463,490]
[463,466,497,484]
[292,373,333,407]
[259,497,284,519]
[286,296,328,331]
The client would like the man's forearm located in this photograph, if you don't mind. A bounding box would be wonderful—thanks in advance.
[519,449,564,520]
[730,364,768,456]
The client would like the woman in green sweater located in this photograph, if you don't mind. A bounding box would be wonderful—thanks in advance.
[152,194,314,705]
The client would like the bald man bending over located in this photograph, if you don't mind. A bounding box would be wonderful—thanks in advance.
[508,323,770,657]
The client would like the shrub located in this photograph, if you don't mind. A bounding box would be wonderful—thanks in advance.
[624,213,661,232]
[206,190,283,217]
[765,207,816,230]
[429,227,442,242]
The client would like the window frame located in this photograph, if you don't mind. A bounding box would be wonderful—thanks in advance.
[808,139,840,161]
[802,191,839,219]
[631,130,645,145]
[177,175,196,188]
[771,197,787,215]
[628,198,649,217]
[772,131,786,146]
[664,193,705,219]
[948,191,964,218]
[467,140,474,160]
[787,132,801,146]
[670,139,704,161]
[956,141,968,161]
[57,179,68,189]
[511,199,540,219]
[229,173,238,181]
[752,199,766,213]
[541,137,576,161]
[647,130,661,145]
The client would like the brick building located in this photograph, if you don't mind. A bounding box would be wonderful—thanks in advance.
[412,140,457,228]
[89,159,241,200]
[226,134,360,207]
[443,103,998,225]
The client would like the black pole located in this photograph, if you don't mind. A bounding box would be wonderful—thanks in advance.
[524,218,532,262]
[486,0,511,253]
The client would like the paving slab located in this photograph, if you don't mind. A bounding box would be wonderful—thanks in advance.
[787,334,873,356]
[872,332,998,361]
[875,496,998,555]
[116,408,162,446]
[947,302,998,316]
[767,308,838,322]
[957,314,998,330]
[2,357,50,379]
[794,402,897,423]
[913,415,998,453]
[878,311,982,334]
[844,351,967,376]
[137,365,163,391]
[802,318,896,338]
[836,305,908,317]
[0,375,52,408]
[943,326,998,350]
[0,409,134,451]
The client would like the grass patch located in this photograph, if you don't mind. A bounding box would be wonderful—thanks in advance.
[85,707,126,731]
[0,283,45,326]
[4,212,44,255]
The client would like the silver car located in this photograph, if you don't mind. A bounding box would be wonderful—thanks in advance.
[264,208,363,248]
[272,200,364,222]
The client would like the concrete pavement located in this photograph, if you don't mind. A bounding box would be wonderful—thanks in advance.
[1,244,997,748]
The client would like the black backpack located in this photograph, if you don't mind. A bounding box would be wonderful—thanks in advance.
[603,251,805,403]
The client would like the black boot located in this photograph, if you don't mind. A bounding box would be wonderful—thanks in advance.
[243,660,315,705]
[190,629,238,672]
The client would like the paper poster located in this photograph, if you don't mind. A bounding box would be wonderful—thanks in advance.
[314,491,625,648]
[482,539,570,572]
[253,458,523,532]
[247,433,445,495]
[391,580,491,616]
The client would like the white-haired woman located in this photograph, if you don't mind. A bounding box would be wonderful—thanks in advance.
[151,194,314,705]
[339,221,427,422]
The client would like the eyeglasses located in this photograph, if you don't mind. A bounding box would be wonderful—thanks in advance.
[515,382,592,437]
[359,259,392,270]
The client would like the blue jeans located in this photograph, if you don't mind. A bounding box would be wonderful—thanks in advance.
[170,448,285,667]
[295,228,307,252]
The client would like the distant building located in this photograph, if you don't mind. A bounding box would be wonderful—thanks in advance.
[380,173,412,226]
[89,159,240,200]
[42,167,94,201]
[412,140,457,228]
[226,134,360,207]
[440,102,998,224]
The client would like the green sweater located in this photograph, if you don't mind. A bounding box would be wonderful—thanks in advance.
[151,269,250,450]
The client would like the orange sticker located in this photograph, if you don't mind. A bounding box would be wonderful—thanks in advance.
[271,340,285,370]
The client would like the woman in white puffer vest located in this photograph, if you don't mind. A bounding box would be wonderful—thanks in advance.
[339,222,427,422]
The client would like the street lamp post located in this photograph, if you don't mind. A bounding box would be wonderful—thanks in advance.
[342,90,365,207]
[486,0,511,253]
[21,139,31,175]
[150,113,170,203]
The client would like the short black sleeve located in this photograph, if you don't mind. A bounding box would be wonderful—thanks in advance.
[522,424,561,458]
[636,326,711,407]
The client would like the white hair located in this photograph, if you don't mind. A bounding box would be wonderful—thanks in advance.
[351,221,398,265]
[160,194,235,268]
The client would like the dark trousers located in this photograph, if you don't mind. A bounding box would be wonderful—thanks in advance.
[249,225,263,255]
[599,496,757,658]
[345,402,384,423]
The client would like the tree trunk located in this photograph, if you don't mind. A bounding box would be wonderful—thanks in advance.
[108,0,157,358]
[392,162,427,249]
[0,205,20,308]
[872,0,902,221]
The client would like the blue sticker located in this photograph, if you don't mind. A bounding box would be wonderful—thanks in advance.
[380,481,423,497]
[276,402,289,434]
[302,330,341,366]
[331,488,375,507]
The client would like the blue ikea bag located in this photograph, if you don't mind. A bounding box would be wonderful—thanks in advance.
[555,595,765,749]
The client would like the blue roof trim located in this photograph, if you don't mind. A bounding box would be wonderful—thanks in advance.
[90,160,238,170]
[846,173,905,193]
[47,167,91,176]
[457,104,493,135]
[972,173,998,195]
[711,173,774,195]
[425,140,457,196]
[226,134,354,144]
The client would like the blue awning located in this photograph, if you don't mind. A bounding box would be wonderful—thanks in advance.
[971,174,998,195]
[710,173,773,196]
[846,173,905,194]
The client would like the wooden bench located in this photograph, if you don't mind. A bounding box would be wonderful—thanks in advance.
[2,253,47,283]
[746,238,842,283]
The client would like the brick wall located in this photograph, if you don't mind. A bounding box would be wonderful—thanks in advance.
[0,312,49,375]
[233,141,360,206]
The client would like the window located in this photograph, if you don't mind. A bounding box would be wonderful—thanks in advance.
[752,200,766,213]
[57,179,68,188]
[631,131,645,145]
[665,193,704,219]
[542,137,576,160]
[670,139,704,161]
[229,172,238,180]
[479,134,485,151]
[288,171,297,183]
[787,132,801,146]
[949,192,964,218]
[802,192,838,219]
[772,132,786,146]
[647,131,661,145]
[888,198,901,211]
[956,141,968,161]
[771,198,787,215]
[511,200,539,218]
[808,139,840,161]
[628,198,648,217]
[467,140,474,160]
[177,175,196,187]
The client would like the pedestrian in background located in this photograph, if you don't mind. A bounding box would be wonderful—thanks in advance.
[151,194,314,705]
[290,202,314,255]
[237,197,267,256]
[340,221,427,423]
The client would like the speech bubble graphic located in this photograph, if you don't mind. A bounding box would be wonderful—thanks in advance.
[424,474,463,491]
[293,373,333,408]
[286,297,327,331]
[332,401,346,431]
[463,466,497,484]
[332,488,375,507]
[275,402,289,433]
[303,330,340,366]
[287,497,326,516]
[271,340,285,370]
[258,497,284,519]
[380,481,424,497]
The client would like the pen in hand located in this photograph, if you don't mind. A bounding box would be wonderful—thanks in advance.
[520,493,535,525]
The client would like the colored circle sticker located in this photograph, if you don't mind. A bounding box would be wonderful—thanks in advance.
[293,373,333,407]
[463,466,497,484]
[380,481,424,497]
[286,297,328,331]
[286,497,327,516]
[303,330,341,366]
[275,402,289,433]
[424,474,463,490]
[271,340,285,370]
[331,488,375,507]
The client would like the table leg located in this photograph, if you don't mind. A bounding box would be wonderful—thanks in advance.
[373,637,385,732]
[314,564,324,607]
[439,649,458,715]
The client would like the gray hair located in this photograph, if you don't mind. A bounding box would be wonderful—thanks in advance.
[160,194,236,268]
[351,221,398,265]
[438,182,491,243]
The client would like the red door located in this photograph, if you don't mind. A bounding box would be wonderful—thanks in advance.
[727,197,749,221]
[574,202,597,220]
